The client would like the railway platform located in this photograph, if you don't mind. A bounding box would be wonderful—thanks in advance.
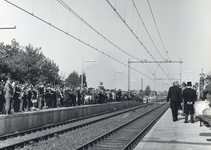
[0,101,141,136]
[134,108,211,150]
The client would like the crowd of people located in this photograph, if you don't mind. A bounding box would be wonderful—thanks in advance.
[0,74,143,115]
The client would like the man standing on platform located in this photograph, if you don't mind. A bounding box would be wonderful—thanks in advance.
[167,81,182,122]
[183,81,197,123]
[4,74,13,115]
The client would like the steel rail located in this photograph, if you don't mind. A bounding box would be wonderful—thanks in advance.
[122,104,169,150]
[74,103,169,150]
[0,103,153,150]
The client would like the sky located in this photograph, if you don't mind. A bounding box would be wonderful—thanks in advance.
[0,0,211,91]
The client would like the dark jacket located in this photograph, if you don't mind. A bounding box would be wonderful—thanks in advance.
[183,87,197,104]
[167,85,182,103]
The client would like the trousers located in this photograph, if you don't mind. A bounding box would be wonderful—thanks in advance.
[170,102,179,120]
[5,97,12,114]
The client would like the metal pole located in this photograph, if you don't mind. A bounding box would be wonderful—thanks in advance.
[153,74,155,92]
[128,59,130,91]
[180,59,182,84]
[81,59,84,89]
[81,59,95,89]
[193,70,194,83]
[114,71,124,89]
[114,72,115,89]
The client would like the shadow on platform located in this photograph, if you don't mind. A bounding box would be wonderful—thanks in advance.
[200,132,211,136]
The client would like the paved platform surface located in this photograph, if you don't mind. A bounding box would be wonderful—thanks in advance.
[134,108,211,150]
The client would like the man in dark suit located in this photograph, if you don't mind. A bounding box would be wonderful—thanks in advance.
[13,81,21,112]
[167,81,182,122]
[4,74,13,115]
[183,81,197,123]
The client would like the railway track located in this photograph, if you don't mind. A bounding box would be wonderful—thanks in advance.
[0,103,155,150]
[75,103,169,150]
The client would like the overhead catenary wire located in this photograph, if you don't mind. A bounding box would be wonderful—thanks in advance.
[106,0,171,83]
[145,63,154,75]
[132,0,172,79]
[133,0,178,81]
[146,0,170,60]
[148,0,176,80]
[61,0,173,85]
[146,0,173,78]
[131,0,166,61]
[57,0,143,62]
[4,0,161,85]
[58,0,166,84]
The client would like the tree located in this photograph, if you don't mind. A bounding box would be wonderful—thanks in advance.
[65,71,80,87]
[40,58,59,85]
[144,85,151,96]
[138,89,144,97]
[0,42,10,81]
[21,44,45,84]
[0,39,25,82]
[0,39,60,85]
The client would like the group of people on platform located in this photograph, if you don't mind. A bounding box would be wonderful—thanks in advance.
[0,74,142,115]
[167,75,211,123]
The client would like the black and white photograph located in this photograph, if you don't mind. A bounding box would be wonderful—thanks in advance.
[0,0,211,149]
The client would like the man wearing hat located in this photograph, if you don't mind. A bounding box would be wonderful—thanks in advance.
[183,81,197,123]
[167,81,182,122]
